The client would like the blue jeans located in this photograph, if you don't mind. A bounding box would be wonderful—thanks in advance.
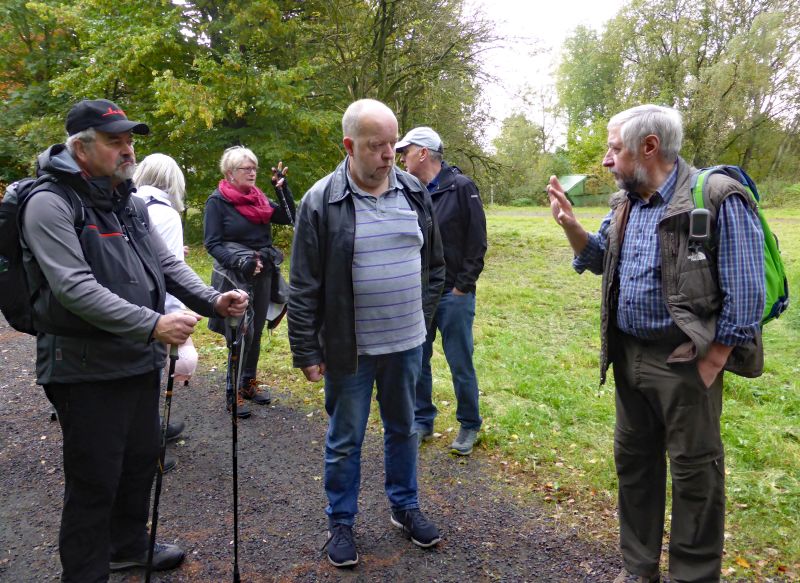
[415,290,482,432]
[324,346,422,525]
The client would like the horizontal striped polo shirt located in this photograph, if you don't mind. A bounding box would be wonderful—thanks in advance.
[347,167,426,356]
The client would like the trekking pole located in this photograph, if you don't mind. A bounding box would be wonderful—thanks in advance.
[272,162,295,225]
[226,315,247,583]
[145,344,179,583]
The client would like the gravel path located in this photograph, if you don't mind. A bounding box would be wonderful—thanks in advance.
[0,316,623,582]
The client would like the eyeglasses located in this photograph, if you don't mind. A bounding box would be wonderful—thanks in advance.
[237,167,258,173]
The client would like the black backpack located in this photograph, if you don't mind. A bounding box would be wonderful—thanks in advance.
[0,176,83,334]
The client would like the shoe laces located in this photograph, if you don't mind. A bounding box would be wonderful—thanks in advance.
[401,508,430,530]
[320,523,354,552]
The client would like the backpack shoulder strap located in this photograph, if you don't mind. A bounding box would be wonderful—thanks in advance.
[23,176,85,233]
[145,197,171,208]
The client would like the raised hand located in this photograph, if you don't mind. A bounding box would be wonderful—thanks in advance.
[271,161,289,189]
[547,175,577,228]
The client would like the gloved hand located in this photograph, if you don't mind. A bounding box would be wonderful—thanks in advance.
[235,255,258,279]
[271,161,288,190]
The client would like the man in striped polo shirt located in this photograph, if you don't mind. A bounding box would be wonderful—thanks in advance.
[288,99,445,568]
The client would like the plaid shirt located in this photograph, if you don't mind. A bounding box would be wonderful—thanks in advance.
[574,164,764,345]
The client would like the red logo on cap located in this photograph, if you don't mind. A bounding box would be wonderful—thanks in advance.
[101,107,125,117]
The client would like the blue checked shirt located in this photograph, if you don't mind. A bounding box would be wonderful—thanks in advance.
[574,163,764,345]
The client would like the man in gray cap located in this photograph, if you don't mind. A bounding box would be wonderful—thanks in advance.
[397,127,487,455]
[19,98,248,581]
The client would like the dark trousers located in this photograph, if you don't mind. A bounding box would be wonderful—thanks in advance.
[45,371,160,583]
[241,270,271,384]
[613,332,725,583]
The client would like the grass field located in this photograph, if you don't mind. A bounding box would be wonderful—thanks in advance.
[186,207,799,580]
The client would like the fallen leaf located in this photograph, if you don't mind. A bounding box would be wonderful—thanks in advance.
[735,557,751,569]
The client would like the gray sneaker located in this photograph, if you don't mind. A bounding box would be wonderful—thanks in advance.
[450,427,479,455]
[415,428,433,448]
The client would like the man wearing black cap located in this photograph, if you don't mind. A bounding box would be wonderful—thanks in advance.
[397,126,487,456]
[19,99,248,582]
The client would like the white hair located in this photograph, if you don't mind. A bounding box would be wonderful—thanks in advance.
[220,146,258,178]
[342,99,395,139]
[65,127,97,155]
[133,153,186,212]
[608,104,683,161]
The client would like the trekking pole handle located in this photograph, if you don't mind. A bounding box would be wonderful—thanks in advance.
[169,344,179,358]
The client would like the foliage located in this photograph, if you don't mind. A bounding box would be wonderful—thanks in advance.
[554,0,800,184]
[0,0,493,204]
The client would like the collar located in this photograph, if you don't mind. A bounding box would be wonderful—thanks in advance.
[345,158,399,197]
[626,160,678,207]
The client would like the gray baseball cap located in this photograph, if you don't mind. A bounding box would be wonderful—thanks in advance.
[396,126,443,153]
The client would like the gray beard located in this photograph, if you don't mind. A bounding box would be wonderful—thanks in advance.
[613,161,649,193]
[113,162,136,182]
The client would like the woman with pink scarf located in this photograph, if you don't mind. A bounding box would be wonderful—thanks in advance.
[204,146,295,418]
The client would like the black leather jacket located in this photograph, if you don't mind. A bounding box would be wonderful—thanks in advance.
[288,159,445,374]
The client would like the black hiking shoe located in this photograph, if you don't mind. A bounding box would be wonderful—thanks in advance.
[390,508,441,548]
[226,392,252,418]
[162,455,176,474]
[324,523,358,567]
[109,542,185,571]
[613,568,660,583]
[162,418,185,442]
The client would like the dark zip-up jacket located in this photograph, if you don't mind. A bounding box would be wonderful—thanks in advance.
[20,144,220,384]
[429,162,487,293]
[288,159,445,375]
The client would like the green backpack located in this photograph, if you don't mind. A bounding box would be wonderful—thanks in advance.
[690,165,789,325]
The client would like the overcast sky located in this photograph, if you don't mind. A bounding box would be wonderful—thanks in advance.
[466,0,627,143]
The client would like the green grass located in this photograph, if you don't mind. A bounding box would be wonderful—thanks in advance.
[185,206,800,579]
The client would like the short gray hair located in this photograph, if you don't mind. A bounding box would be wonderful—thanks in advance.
[65,127,97,155]
[608,104,683,161]
[220,146,258,177]
[133,153,186,212]
[342,99,395,139]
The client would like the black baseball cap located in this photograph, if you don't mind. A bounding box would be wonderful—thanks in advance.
[66,99,150,136]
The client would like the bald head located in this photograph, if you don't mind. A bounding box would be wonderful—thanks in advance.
[342,99,397,141]
[341,99,398,195]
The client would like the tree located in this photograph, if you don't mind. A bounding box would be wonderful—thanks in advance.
[555,0,800,183]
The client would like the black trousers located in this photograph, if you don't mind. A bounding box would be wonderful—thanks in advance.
[45,370,160,583]
[613,332,725,583]
[241,270,271,383]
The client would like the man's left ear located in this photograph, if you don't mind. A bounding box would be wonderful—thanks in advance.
[642,134,660,159]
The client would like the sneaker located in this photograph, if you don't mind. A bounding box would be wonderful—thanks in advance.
[390,508,441,548]
[324,523,358,567]
[226,392,252,418]
[162,418,185,442]
[415,428,433,448]
[109,542,185,571]
[613,568,660,583]
[450,427,479,456]
[240,379,272,405]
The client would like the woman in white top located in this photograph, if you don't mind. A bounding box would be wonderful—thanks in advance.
[133,154,198,444]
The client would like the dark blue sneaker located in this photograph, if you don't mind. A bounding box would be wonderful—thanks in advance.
[390,508,441,548]
[325,523,358,567]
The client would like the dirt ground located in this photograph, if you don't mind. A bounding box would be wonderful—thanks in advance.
[1,316,627,582]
